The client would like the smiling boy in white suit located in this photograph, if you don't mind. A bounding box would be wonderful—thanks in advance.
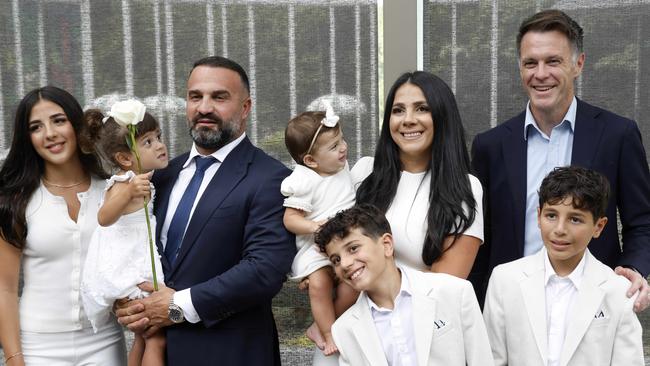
[314,204,493,366]
[483,166,644,366]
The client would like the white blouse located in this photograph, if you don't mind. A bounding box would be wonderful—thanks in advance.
[352,157,484,271]
[20,177,104,332]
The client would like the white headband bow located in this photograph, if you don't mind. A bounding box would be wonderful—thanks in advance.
[306,100,339,154]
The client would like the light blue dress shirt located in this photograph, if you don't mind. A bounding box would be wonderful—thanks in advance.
[523,97,577,256]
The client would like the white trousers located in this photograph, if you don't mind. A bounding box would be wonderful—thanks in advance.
[21,320,126,365]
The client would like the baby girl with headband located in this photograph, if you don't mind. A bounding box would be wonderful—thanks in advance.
[80,100,167,366]
[282,101,359,355]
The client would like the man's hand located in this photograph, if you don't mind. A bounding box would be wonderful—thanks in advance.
[115,282,176,336]
[615,266,650,312]
[114,297,148,333]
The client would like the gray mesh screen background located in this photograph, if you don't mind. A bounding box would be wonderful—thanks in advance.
[423,0,650,165]
[0,1,378,364]
[2,0,649,364]
[0,0,379,166]
[424,0,649,357]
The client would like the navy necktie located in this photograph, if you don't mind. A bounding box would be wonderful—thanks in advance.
[165,156,216,265]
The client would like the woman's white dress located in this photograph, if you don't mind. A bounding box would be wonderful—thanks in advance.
[281,164,356,280]
[81,171,165,331]
[351,157,484,271]
[20,177,126,365]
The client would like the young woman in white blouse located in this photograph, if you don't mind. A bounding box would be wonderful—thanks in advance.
[353,71,484,279]
[0,86,126,365]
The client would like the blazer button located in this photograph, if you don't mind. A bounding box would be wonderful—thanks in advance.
[168,281,174,287]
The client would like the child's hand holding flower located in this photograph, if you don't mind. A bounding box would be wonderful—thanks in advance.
[129,172,153,200]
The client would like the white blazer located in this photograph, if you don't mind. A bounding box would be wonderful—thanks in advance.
[331,267,493,366]
[483,249,644,366]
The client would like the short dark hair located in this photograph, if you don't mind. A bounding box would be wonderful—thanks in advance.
[315,204,392,253]
[191,56,250,94]
[285,111,340,165]
[517,9,583,59]
[538,166,610,221]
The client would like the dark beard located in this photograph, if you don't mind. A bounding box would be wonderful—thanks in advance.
[189,114,240,151]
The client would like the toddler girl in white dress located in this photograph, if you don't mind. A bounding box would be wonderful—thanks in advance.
[81,100,167,366]
[282,101,358,356]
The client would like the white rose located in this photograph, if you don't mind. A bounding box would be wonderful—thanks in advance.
[106,99,146,127]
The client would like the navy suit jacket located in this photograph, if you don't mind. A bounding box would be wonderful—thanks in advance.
[152,137,295,365]
[470,99,650,303]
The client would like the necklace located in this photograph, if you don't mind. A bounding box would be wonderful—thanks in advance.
[42,176,88,189]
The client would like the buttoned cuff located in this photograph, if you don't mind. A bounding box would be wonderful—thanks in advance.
[173,289,201,323]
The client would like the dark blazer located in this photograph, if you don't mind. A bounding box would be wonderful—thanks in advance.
[470,99,650,303]
[152,137,295,365]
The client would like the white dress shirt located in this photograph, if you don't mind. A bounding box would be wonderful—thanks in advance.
[164,133,246,323]
[367,268,417,366]
[544,248,586,366]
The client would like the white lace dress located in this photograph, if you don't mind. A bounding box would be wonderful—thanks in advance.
[81,171,165,331]
[281,164,356,280]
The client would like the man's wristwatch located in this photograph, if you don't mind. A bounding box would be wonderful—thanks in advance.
[168,298,185,324]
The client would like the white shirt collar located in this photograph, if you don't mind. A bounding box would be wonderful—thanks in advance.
[543,247,587,289]
[183,133,247,168]
[524,97,577,140]
[367,267,413,313]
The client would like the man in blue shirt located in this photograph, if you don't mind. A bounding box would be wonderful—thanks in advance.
[470,9,650,312]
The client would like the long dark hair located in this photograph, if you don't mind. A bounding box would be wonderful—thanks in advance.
[0,86,107,249]
[356,71,476,266]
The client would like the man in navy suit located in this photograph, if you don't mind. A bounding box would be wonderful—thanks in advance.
[470,9,650,312]
[117,56,295,365]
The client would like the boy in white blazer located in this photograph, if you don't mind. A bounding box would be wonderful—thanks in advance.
[314,204,493,366]
[483,166,644,366]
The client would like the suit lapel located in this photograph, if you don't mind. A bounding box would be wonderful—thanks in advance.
[571,99,605,168]
[167,139,253,278]
[351,294,390,366]
[412,289,437,366]
[520,251,548,364]
[502,115,528,256]
[559,252,606,366]
[154,153,188,273]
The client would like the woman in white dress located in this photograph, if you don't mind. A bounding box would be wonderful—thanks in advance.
[354,71,483,278]
[0,86,127,365]
[312,71,484,365]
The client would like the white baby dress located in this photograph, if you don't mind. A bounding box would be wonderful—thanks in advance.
[81,171,165,331]
[281,164,355,280]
